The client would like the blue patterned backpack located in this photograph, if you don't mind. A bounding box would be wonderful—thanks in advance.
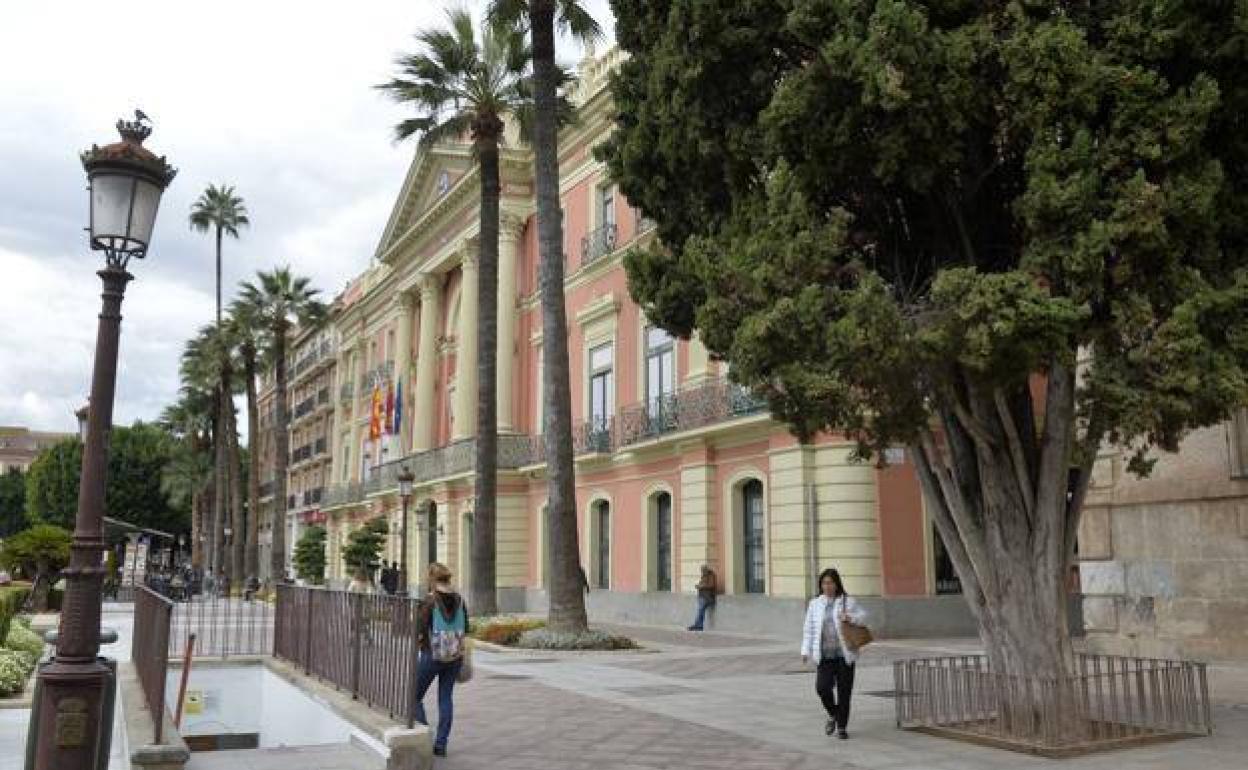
[429,597,466,662]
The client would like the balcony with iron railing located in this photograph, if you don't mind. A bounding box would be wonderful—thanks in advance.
[293,396,315,420]
[580,223,618,268]
[290,339,335,381]
[360,360,396,392]
[302,487,323,507]
[259,480,276,499]
[613,378,767,448]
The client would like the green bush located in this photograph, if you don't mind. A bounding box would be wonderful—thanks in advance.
[0,648,30,696]
[0,586,31,642]
[5,623,44,663]
[515,628,638,651]
[469,616,545,646]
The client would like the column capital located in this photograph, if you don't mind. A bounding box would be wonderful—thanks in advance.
[460,238,480,269]
[417,272,440,297]
[500,211,526,240]
[396,289,416,312]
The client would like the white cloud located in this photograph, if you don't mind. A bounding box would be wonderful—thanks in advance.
[0,0,615,431]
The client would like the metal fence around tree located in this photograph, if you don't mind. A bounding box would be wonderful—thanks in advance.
[894,654,1212,756]
[274,585,423,723]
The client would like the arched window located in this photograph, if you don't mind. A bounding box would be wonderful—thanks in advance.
[742,479,766,594]
[655,492,672,591]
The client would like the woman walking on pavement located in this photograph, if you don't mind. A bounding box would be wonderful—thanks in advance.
[414,562,470,757]
[801,567,867,739]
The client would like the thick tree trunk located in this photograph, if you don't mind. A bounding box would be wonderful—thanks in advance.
[270,325,290,584]
[244,348,261,581]
[471,131,502,617]
[907,359,1096,722]
[227,391,245,592]
[532,1,588,634]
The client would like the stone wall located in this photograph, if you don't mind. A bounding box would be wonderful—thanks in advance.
[1079,424,1248,660]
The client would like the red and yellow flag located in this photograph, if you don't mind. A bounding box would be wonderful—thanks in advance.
[369,383,383,441]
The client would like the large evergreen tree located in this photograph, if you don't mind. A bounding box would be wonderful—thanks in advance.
[0,469,28,539]
[603,0,1248,681]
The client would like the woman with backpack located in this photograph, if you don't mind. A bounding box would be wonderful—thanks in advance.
[800,567,868,739]
[414,562,470,757]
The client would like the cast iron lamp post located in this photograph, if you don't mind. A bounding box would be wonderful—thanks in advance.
[397,466,414,596]
[28,114,175,770]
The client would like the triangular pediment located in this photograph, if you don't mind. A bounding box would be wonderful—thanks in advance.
[375,142,474,260]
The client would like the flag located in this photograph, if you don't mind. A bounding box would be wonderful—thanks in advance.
[384,380,395,435]
[393,378,403,438]
[369,382,383,441]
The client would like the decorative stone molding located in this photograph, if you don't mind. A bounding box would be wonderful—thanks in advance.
[575,292,620,328]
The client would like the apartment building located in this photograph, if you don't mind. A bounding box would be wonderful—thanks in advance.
[256,325,337,579]
[295,47,974,637]
[0,426,74,473]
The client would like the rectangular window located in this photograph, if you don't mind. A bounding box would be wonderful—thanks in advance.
[599,185,615,228]
[656,493,672,592]
[645,326,675,416]
[589,342,614,430]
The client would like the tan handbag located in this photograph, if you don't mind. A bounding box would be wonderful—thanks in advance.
[840,619,873,652]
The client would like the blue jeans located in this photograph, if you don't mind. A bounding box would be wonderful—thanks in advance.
[413,653,463,749]
[690,596,712,630]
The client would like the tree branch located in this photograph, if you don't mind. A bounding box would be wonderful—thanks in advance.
[911,441,986,616]
[919,428,996,596]
[994,387,1036,521]
[1035,358,1076,572]
[953,400,1000,451]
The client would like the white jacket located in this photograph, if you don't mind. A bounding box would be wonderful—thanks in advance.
[801,593,868,666]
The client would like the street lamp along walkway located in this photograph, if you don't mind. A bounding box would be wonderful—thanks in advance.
[27,113,175,770]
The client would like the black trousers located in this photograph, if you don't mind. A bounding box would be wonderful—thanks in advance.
[816,654,856,728]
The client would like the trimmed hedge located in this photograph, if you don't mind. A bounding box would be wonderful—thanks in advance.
[0,649,27,696]
[4,623,44,664]
[0,586,31,643]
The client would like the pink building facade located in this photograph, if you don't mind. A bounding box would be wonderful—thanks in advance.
[313,48,973,636]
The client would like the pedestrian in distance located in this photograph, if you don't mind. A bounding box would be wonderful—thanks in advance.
[687,564,717,631]
[801,567,868,740]
[381,561,399,595]
[414,562,471,757]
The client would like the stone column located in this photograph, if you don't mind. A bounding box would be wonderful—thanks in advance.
[330,346,351,484]
[452,244,479,440]
[393,292,415,455]
[413,275,441,452]
[496,215,523,431]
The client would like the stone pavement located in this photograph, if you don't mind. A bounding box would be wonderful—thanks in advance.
[411,622,1248,770]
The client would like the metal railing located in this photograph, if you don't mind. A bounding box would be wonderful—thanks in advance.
[894,654,1212,754]
[580,223,618,266]
[361,360,396,391]
[293,396,315,419]
[133,587,173,742]
[303,487,323,506]
[259,480,275,499]
[615,378,767,447]
[275,586,421,722]
[135,576,278,660]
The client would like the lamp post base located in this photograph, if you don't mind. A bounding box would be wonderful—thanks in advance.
[27,657,114,770]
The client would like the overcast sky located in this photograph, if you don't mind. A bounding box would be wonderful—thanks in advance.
[0,0,614,434]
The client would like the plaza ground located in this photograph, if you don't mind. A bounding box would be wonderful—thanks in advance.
[3,607,1247,769]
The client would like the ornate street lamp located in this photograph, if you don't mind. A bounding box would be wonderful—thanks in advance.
[397,466,414,596]
[28,113,174,770]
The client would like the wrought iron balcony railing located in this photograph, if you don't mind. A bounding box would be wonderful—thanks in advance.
[293,397,315,420]
[360,360,396,392]
[580,223,618,267]
[615,379,767,448]
[516,418,613,465]
[259,480,275,499]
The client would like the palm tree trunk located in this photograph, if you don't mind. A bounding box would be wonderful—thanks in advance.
[227,388,246,590]
[190,488,202,569]
[244,347,261,581]
[271,323,290,583]
[213,386,226,581]
[472,131,502,616]
[531,0,588,634]
[215,226,223,326]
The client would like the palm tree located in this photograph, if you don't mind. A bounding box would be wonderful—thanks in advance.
[379,8,534,616]
[189,184,250,328]
[488,0,600,633]
[240,268,327,584]
[178,330,224,574]
[190,185,249,588]
[230,297,266,582]
[159,388,214,568]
